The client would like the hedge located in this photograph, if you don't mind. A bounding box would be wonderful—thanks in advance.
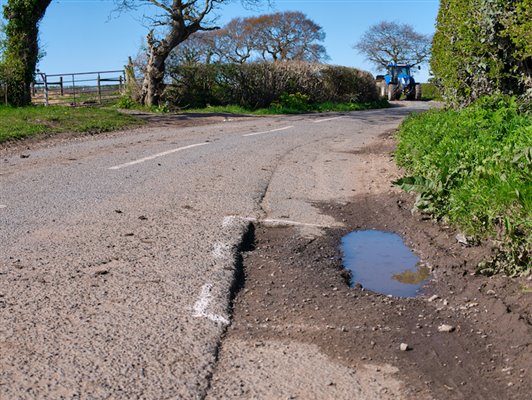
[431,0,531,108]
[164,62,379,109]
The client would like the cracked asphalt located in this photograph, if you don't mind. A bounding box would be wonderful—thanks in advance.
[0,103,429,398]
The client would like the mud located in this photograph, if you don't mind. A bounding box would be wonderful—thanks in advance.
[214,131,531,399]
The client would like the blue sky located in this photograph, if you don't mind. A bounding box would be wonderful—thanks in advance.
[1,0,440,82]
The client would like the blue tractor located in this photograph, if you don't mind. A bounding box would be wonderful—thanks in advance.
[376,63,422,101]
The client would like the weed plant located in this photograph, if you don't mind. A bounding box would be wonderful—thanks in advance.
[395,96,531,275]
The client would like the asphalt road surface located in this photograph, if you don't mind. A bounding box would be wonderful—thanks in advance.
[1,103,429,399]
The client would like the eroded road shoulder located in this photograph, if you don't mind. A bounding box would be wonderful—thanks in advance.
[208,132,531,400]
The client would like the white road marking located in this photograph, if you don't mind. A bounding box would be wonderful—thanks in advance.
[0,205,7,209]
[222,215,330,228]
[108,142,209,170]
[192,284,230,325]
[222,215,239,228]
[212,242,231,259]
[261,218,329,228]
[314,116,344,123]
[243,126,294,137]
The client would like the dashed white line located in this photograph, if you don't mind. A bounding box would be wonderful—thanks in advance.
[192,283,230,325]
[242,125,294,137]
[314,116,344,123]
[108,142,210,170]
[0,205,7,209]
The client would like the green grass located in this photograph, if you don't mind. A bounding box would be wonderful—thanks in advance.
[394,96,531,276]
[183,100,390,115]
[420,83,443,101]
[0,105,142,143]
[116,96,390,116]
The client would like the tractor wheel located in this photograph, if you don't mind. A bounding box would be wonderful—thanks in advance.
[388,84,397,101]
[415,83,422,100]
[406,89,415,100]
[376,79,387,98]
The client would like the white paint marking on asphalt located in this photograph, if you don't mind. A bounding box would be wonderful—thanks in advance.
[242,125,294,137]
[192,283,230,325]
[314,116,344,123]
[262,218,329,228]
[222,215,239,228]
[212,242,231,259]
[108,142,210,170]
[0,205,7,209]
[222,215,329,228]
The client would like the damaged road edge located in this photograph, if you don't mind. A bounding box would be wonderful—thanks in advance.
[197,219,256,399]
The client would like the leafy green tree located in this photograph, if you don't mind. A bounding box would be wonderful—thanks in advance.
[1,0,51,106]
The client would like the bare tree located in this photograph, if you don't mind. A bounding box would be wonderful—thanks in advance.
[354,21,431,70]
[168,31,218,66]
[117,0,265,106]
[212,17,256,63]
[249,11,327,62]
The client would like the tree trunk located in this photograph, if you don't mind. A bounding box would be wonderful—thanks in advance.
[3,0,52,106]
[140,25,193,107]
[140,49,168,107]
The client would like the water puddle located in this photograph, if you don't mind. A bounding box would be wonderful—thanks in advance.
[341,230,430,297]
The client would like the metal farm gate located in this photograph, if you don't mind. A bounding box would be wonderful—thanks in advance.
[32,70,126,106]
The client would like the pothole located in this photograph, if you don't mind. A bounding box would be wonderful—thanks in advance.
[341,230,430,297]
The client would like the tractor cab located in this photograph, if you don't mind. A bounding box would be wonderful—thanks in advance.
[384,63,413,86]
[378,62,421,101]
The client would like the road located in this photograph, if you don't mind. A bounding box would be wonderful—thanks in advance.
[0,103,429,399]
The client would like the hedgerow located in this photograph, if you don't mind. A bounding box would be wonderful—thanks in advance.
[431,0,531,107]
[395,96,531,276]
[164,62,379,109]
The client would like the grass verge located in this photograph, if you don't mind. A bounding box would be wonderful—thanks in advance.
[394,96,531,276]
[0,105,142,143]
[116,98,390,115]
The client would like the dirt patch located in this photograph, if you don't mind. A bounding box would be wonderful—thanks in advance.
[213,131,531,399]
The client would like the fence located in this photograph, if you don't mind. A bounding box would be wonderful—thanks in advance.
[32,70,126,106]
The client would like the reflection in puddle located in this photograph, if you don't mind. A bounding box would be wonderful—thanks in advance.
[341,230,430,297]
[392,264,431,284]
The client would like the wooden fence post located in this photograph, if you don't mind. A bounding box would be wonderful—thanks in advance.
[97,73,102,104]
[44,74,49,107]
[60,76,64,96]
[72,74,76,105]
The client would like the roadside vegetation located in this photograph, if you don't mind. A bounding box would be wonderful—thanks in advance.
[419,83,442,101]
[123,62,381,113]
[117,95,389,116]
[0,105,141,143]
[395,96,531,276]
[393,1,530,276]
